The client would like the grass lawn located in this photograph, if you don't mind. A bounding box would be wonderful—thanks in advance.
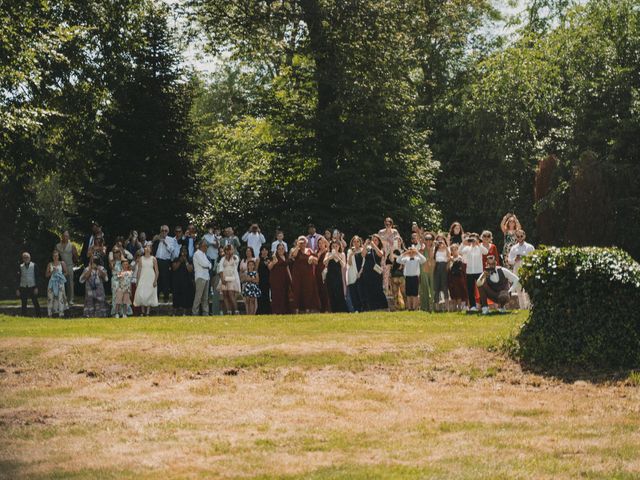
[0,311,638,479]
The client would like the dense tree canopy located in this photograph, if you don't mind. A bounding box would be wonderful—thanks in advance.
[1,0,638,296]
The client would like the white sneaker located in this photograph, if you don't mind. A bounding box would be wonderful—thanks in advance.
[481,307,489,315]
[115,314,120,318]
[469,306,478,312]
[498,307,506,314]
[123,314,128,318]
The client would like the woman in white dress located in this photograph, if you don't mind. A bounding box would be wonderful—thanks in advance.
[46,249,68,317]
[217,244,241,315]
[133,244,159,316]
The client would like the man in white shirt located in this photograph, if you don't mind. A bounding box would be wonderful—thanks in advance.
[202,223,220,265]
[192,240,212,316]
[476,255,520,314]
[153,225,178,302]
[507,229,535,309]
[460,234,489,312]
[508,230,535,272]
[270,230,288,253]
[242,224,266,257]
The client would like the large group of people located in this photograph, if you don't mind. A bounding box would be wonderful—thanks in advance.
[16,214,536,317]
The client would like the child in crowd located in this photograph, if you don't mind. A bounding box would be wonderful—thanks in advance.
[447,244,468,311]
[114,259,133,318]
[241,259,261,315]
[398,246,426,311]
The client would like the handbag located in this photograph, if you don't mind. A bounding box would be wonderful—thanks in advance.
[224,275,235,283]
[322,268,328,283]
[373,263,383,275]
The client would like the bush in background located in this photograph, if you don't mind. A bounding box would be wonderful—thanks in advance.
[517,246,640,370]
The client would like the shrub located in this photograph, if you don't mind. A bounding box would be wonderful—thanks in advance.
[516,246,640,370]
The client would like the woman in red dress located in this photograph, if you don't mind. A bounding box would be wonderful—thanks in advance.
[481,230,501,269]
[315,237,331,313]
[268,243,290,314]
[289,236,321,313]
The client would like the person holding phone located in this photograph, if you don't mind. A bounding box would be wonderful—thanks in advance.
[80,255,108,317]
[459,233,488,312]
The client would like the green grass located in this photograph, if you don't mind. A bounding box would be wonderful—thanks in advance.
[1,311,639,480]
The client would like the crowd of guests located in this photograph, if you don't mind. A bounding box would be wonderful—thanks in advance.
[16,214,535,317]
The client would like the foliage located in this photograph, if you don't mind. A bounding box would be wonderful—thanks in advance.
[517,246,640,369]
[434,0,640,256]
[187,0,442,236]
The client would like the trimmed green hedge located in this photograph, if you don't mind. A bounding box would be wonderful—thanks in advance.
[517,246,640,370]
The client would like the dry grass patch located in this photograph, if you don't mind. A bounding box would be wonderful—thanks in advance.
[1,312,639,479]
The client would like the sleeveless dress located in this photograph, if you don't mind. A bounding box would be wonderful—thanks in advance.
[134,256,159,307]
[172,260,194,309]
[503,231,517,264]
[290,249,320,311]
[47,263,68,316]
[360,249,388,311]
[326,256,348,312]
[448,257,468,301]
[257,259,271,314]
[269,257,290,314]
[218,255,241,292]
[348,251,364,312]
[315,251,331,312]
[242,271,262,298]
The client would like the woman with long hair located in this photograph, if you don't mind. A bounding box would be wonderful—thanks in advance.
[315,236,331,313]
[289,236,320,314]
[268,243,290,314]
[217,244,241,315]
[256,246,272,314]
[500,213,522,266]
[359,234,389,311]
[46,249,68,317]
[324,240,348,313]
[432,234,451,312]
[447,222,465,247]
[346,236,365,312]
[133,243,159,316]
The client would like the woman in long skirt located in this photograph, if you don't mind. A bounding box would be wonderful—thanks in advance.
[46,249,68,317]
[79,256,108,317]
[315,237,331,313]
[133,244,159,316]
[346,236,365,312]
[268,243,290,314]
[256,246,272,314]
[289,236,320,313]
[324,241,348,312]
[359,234,388,311]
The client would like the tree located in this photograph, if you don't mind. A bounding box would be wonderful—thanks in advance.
[187,0,440,236]
[78,2,198,238]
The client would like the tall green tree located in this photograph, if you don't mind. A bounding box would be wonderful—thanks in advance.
[79,2,198,237]
[187,0,440,236]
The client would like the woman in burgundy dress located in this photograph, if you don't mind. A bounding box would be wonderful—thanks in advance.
[268,243,290,314]
[289,236,320,313]
[315,236,331,313]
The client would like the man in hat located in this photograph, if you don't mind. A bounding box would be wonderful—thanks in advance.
[476,255,519,314]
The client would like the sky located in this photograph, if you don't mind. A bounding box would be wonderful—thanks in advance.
[180,0,533,75]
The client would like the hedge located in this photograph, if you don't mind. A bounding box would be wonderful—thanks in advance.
[516,246,640,370]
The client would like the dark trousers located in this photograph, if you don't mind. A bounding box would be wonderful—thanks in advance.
[466,273,481,308]
[479,284,510,308]
[20,287,41,317]
[157,258,172,299]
